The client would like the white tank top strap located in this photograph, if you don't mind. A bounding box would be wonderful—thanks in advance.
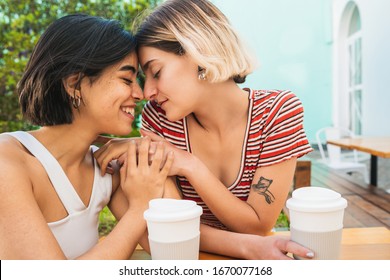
[6,131,85,213]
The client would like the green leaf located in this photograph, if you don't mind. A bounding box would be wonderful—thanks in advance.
[0,0,161,133]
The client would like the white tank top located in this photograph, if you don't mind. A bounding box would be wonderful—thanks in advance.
[7,131,112,259]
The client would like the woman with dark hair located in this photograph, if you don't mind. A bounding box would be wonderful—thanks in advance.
[0,14,173,259]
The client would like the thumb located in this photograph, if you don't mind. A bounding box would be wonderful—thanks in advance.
[140,129,165,142]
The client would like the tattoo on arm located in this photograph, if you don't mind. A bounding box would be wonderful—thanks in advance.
[251,176,275,204]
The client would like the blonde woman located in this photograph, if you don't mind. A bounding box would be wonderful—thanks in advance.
[96,0,314,259]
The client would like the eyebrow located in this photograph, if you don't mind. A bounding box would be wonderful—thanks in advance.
[142,59,155,71]
[119,65,137,74]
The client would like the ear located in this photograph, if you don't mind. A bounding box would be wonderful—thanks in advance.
[62,73,81,97]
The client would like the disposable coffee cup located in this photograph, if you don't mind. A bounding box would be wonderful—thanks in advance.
[286,186,347,260]
[143,198,203,260]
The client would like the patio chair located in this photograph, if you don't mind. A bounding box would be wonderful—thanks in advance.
[316,127,369,183]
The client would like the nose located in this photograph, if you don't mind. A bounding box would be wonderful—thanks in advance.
[143,80,158,101]
[132,81,144,101]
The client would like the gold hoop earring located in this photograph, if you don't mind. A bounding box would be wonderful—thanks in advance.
[72,96,81,109]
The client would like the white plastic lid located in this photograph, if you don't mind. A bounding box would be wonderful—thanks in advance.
[144,198,203,222]
[286,186,347,212]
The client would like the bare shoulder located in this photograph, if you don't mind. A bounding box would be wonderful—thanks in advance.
[0,133,35,218]
[0,133,30,164]
[0,133,32,192]
[0,134,65,259]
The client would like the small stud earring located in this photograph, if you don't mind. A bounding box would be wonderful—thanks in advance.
[198,68,206,81]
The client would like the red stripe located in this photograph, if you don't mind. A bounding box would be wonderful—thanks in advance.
[141,89,313,230]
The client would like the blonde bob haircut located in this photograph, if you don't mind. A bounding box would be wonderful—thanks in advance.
[135,0,256,83]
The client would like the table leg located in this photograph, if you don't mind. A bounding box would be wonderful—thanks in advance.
[370,155,378,186]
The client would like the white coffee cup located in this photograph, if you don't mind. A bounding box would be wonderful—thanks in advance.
[286,186,347,260]
[143,198,203,260]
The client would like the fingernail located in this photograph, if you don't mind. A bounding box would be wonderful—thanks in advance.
[306,252,314,258]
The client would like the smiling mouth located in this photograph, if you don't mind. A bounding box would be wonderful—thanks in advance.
[159,100,167,106]
[121,106,135,118]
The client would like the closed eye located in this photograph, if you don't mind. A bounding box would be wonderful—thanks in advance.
[153,70,160,79]
[123,78,133,85]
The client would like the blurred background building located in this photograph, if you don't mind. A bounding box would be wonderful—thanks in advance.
[212,0,390,144]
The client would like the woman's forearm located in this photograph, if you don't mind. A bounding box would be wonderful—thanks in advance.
[184,159,268,234]
[199,224,314,260]
[78,208,147,260]
[199,224,246,259]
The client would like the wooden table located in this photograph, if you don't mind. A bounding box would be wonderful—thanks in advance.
[131,227,390,260]
[327,137,390,186]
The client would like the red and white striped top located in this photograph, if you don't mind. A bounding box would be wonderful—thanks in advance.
[142,89,313,230]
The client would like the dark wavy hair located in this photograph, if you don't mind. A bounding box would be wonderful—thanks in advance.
[18,14,136,126]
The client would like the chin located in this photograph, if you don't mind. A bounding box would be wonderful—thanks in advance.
[166,111,185,123]
[108,127,133,137]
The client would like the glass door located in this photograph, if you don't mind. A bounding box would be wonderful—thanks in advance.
[347,6,362,135]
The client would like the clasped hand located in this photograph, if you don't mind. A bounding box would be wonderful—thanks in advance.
[94,136,174,207]
[94,129,193,178]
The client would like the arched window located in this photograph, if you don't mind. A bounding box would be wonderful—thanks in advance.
[347,5,362,135]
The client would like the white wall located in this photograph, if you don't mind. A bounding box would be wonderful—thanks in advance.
[333,0,390,136]
[212,0,333,143]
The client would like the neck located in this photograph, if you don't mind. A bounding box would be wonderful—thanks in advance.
[30,124,98,169]
[191,80,249,134]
